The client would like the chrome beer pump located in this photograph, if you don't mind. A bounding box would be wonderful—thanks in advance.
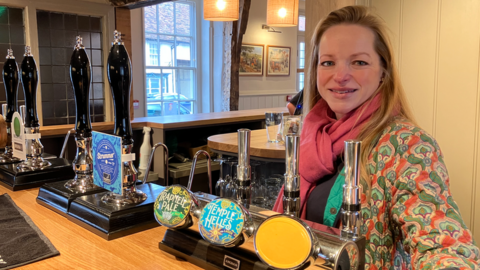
[64,36,95,191]
[65,31,167,240]
[37,36,105,215]
[17,46,50,171]
[283,134,300,217]
[101,30,145,205]
[340,140,363,241]
[0,46,74,191]
[236,128,252,209]
[0,49,21,164]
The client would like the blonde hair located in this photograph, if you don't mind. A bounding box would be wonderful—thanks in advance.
[305,6,416,196]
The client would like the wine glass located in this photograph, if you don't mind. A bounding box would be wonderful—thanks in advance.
[214,155,227,197]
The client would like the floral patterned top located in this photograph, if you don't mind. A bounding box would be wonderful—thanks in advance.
[361,119,480,269]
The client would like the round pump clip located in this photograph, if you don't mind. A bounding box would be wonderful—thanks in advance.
[254,215,359,270]
[198,198,254,248]
[154,185,200,229]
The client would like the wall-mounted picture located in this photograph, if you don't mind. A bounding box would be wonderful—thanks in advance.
[240,44,264,76]
[266,45,291,76]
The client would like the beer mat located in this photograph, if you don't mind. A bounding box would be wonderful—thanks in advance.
[0,193,59,269]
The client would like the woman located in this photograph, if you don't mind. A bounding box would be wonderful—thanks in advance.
[273,6,479,269]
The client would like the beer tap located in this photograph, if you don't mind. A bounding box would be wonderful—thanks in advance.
[101,30,146,205]
[283,134,300,217]
[17,46,50,171]
[64,36,95,191]
[0,49,20,163]
[236,128,252,209]
[340,140,363,240]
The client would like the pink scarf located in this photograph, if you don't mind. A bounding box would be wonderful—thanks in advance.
[272,94,382,219]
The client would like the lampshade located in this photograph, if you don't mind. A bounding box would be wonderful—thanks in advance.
[204,0,239,21]
[266,0,299,27]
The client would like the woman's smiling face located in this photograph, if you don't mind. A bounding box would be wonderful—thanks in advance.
[317,24,383,119]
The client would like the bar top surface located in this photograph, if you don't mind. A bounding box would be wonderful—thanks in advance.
[40,107,288,137]
[0,185,202,270]
[208,129,286,159]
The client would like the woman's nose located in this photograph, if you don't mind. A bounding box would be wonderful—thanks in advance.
[333,64,351,84]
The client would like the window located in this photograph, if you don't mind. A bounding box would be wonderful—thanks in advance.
[297,14,305,92]
[297,41,305,91]
[298,15,305,32]
[0,6,26,111]
[144,1,196,116]
[0,1,114,126]
[37,10,105,125]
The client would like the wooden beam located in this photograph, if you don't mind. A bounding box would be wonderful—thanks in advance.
[229,0,251,111]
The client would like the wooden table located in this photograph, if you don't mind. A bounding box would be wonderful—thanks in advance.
[208,129,286,161]
[0,185,201,270]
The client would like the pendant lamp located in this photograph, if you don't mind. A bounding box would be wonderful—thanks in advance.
[266,0,299,27]
[204,0,239,21]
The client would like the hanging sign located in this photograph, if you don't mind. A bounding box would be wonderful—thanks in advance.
[92,131,123,195]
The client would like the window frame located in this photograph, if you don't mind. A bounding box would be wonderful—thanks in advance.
[142,0,199,117]
[0,0,115,125]
[297,12,305,92]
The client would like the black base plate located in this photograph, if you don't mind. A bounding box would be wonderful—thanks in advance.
[0,152,58,165]
[36,180,106,217]
[0,158,75,191]
[159,229,273,270]
[67,183,165,240]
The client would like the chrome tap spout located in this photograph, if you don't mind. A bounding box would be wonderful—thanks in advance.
[283,134,301,217]
[187,150,212,194]
[143,142,169,185]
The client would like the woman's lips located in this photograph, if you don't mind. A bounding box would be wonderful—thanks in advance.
[328,88,358,99]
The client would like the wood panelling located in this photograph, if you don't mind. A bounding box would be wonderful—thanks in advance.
[239,95,289,110]
[435,0,480,231]
[371,0,480,243]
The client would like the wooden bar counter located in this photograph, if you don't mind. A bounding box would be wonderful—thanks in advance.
[39,107,287,137]
[208,129,286,161]
[0,184,202,270]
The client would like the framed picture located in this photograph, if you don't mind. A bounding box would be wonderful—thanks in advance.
[240,44,264,76]
[266,45,291,76]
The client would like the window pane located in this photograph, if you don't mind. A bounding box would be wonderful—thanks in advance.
[176,36,192,67]
[177,69,194,100]
[161,69,175,94]
[299,15,305,31]
[146,69,161,100]
[159,35,174,66]
[175,3,191,36]
[158,2,173,34]
[144,5,157,33]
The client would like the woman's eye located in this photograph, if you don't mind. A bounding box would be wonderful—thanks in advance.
[354,60,368,66]
[320,61,334,66]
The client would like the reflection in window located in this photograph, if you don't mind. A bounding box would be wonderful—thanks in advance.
[36,10,104,126]
[144,1,196,116]
[0,6,26,112]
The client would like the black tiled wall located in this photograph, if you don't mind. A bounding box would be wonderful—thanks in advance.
[37,10,105,126]
[0,6,26,113]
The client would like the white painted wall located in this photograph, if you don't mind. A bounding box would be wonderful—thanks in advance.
[369,0,480,244]
[239,0,299,110]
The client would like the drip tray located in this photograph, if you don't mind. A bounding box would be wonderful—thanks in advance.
[0,158,75,191]
[36,180,106,217]
[67,183,165,240]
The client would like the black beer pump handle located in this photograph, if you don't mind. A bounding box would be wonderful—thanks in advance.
[70,36,92,138]
[2,49,18,123]
[107,30,133,146]
[20,46,39,128]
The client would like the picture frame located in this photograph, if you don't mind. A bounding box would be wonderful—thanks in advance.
[266,45,291,76]
[239,43,264,76]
